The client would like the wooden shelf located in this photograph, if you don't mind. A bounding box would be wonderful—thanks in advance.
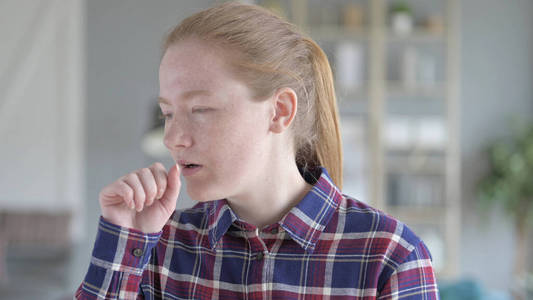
[386,81,446,98]
[386,206,447,225]
[338,100,368,116]
[386,153,446,175]
[385,28,446,43]
[306,26,369,41]
[256,0,461,279]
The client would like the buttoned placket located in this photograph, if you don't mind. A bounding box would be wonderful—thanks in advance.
[252,227,268,260]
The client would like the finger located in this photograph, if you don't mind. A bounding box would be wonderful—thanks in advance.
[159,164,181,212]
[115,181,135,209]
[138,167,158,207]
[100,181,134,209]
[150,162,168,200]
[123,173,146,212]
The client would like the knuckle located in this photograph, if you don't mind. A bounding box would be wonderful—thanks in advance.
[147,185,157,199]
[125,173,137,181]
[125,189,133,199]
[152,162,165,170]
[135,188,146,200]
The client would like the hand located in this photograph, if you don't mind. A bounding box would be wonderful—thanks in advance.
[98,162,181,233]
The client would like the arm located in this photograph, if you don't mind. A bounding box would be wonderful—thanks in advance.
[378,241,439,299]
[74,216,162,299]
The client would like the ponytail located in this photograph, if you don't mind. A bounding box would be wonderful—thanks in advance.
[303,38,343,189]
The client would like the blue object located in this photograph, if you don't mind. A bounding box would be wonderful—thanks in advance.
[439,278,483,300]
[439,278,511,300]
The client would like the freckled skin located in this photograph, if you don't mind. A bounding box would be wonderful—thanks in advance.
[159,38,274,203]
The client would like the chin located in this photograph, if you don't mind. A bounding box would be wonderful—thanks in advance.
[186,186,220,202]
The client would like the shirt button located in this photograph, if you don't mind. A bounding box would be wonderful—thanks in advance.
[256,252,264,260]
[271,228,278,234]
[132,248,144,257]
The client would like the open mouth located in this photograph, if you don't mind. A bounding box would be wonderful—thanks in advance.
[184,164,201,169]
[178,160,202,174]
[180,162,203,176]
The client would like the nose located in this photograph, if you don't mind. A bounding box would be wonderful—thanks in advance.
[163,118,193,150]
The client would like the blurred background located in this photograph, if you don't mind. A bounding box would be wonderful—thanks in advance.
[0,0,532,299]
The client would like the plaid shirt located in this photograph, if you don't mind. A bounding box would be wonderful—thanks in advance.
[75,167,438,299]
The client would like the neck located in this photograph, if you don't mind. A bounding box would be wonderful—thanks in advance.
[226,159,313,229]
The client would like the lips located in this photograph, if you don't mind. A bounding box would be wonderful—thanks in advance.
[177,160,202,169]
[178,160,203,177]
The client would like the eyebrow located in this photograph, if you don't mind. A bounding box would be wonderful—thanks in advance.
[158,90,212,105]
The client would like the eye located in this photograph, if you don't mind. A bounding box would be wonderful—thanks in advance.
[158,111,171,121]
[192,107,212,113]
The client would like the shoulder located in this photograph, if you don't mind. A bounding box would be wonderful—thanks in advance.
[335,194,438,296]
[332,193,429,262]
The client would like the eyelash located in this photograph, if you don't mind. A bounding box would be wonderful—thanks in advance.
[158,108,211,120]
[158,112,168,121]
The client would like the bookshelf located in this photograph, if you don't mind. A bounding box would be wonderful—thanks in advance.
[253,0,461,279]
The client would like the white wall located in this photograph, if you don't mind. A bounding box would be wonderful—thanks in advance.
[460,0,533,289]
[0,0,86,242]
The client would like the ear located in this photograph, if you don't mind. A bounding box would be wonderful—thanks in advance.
[269,87,298,134]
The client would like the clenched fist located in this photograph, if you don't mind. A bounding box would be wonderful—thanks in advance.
[98,162,181,233]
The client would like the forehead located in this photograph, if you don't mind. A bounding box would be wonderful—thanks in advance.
[159,39,252,104]
[160,40,233,87]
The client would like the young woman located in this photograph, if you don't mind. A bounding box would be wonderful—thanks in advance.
[76,2,438,299]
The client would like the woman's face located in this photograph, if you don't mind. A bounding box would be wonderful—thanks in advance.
[159,39,273,202]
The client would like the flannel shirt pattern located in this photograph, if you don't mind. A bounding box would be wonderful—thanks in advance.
[75,167,439,299]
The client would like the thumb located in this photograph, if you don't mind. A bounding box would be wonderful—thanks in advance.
[160,164,181,211]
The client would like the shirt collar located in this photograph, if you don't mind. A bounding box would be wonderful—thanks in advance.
[278,166,342,252]
[206,166,342,252]
[207,198,238,249]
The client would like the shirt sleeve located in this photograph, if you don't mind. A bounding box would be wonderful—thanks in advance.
[74,216,162,300]
[377,240,440,299]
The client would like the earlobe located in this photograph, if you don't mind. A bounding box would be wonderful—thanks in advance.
[269,87,297,134]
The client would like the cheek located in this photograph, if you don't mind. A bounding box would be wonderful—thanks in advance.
[186,109,269,201]
[187,131,259,201]
[207,114,268,167]
[209,126,260,162]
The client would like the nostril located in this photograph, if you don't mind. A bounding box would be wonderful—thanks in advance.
[164,137,192,150]
[163,126,193,149]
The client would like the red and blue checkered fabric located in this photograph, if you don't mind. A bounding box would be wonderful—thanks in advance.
[75,167,438,299]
